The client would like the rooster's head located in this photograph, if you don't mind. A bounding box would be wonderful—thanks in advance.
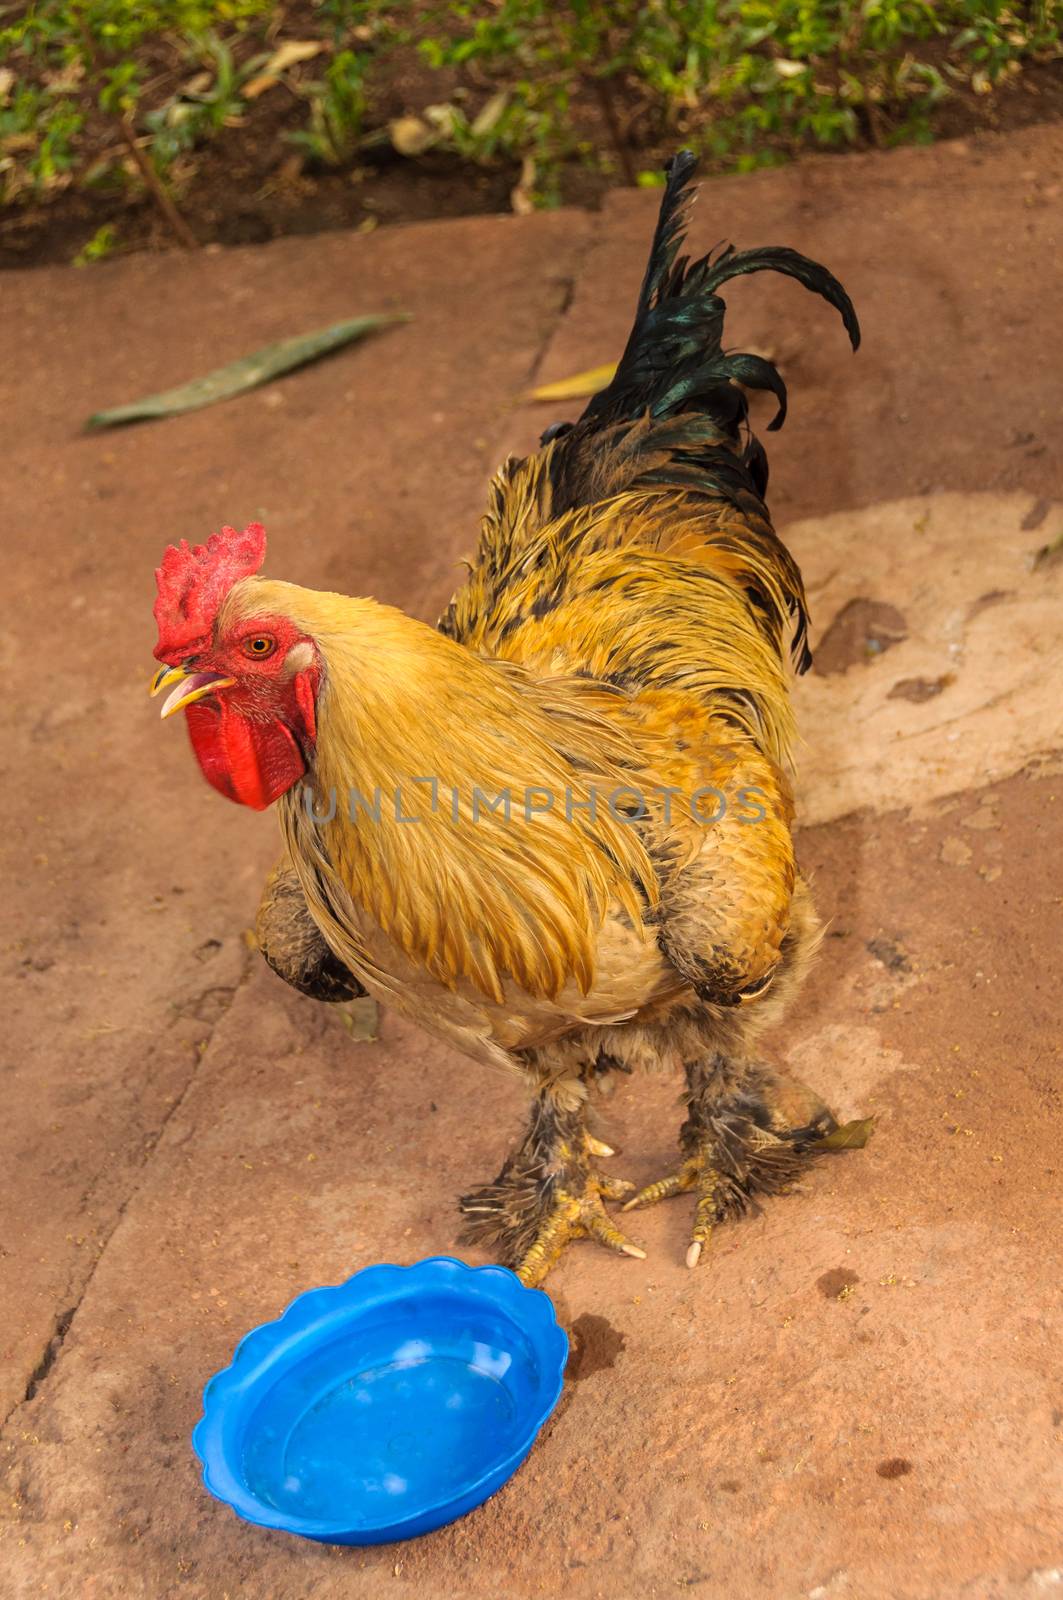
[150,523,319,810]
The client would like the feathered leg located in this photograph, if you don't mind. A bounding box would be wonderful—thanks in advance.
[623,1053,839,1266]
[460,1051,646,1287]
[625,879,870,1265]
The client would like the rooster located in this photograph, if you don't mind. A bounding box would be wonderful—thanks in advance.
[150,152,863,1285]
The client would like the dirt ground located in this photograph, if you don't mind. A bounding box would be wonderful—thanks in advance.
[1,124,1061,1599]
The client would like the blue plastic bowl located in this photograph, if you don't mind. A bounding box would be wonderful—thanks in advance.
[192,1256,568,1544]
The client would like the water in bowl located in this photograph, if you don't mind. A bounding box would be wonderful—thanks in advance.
[243,1336,520,1525]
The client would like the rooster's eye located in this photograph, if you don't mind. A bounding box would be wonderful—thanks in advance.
[242,635,275,659]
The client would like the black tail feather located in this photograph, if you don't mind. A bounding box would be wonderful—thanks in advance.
[701,242,861,352]
[582,150,859,437]
[631,147,700,322]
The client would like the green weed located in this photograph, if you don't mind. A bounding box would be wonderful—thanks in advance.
[1,1,1060,232]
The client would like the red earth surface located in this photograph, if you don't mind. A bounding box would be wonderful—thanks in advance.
[1,123,1061,1598]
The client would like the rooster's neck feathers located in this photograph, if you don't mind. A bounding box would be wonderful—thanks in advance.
[227,577,657,1004]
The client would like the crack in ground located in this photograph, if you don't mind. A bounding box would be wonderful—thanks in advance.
[2,955,253,1432]
[22,1306,76,1404]
[519,219,601,397]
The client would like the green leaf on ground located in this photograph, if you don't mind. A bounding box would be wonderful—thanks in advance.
[86,312,410,429]
[335,996,380,1043]
[814,1116,876,1151]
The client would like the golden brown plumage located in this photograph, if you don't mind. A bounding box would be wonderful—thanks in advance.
[153,152,868,1282]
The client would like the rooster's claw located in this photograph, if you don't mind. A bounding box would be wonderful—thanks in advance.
[513,1170,646,1288]
[622,1154,724,1268]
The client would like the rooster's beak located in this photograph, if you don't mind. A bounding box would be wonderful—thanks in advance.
[149,663,235,719]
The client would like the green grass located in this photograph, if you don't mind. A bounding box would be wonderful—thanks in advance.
[1,1,1060,235]
[416,1,1063,203]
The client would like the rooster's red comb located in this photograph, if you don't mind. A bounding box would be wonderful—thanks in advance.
[153,522,267,663]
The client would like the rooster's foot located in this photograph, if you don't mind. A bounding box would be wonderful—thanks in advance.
[461,1127,647,1288]
[622,1092,872,1269]
[623,1146,750,1267]
[512,1166,645,1288]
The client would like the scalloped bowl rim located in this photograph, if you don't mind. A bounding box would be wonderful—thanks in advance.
[191,1255,568,1542]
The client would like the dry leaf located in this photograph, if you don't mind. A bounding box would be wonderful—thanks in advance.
[263,39,324,75]
[526,363,618,402]
[471,90,509,137]
[389,115,435,156]
[424,103,460,137]
[510,153,537,216]
[243,39,324,99]
[241,73,279,100]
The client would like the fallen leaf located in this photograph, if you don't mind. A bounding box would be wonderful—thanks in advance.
[526,363,618,402]
[239,40,324,99]
[263,39,324,75]
[336,996,380,1043]
[180,70,213,98]
[241,73,279,100]
[471,89,509,138]
[42,60,85,93]
[86,313,409,429]
[814,1116,876,1151]
[424,103,460,138]
[389,114,435,156]
[510,152,537,216]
